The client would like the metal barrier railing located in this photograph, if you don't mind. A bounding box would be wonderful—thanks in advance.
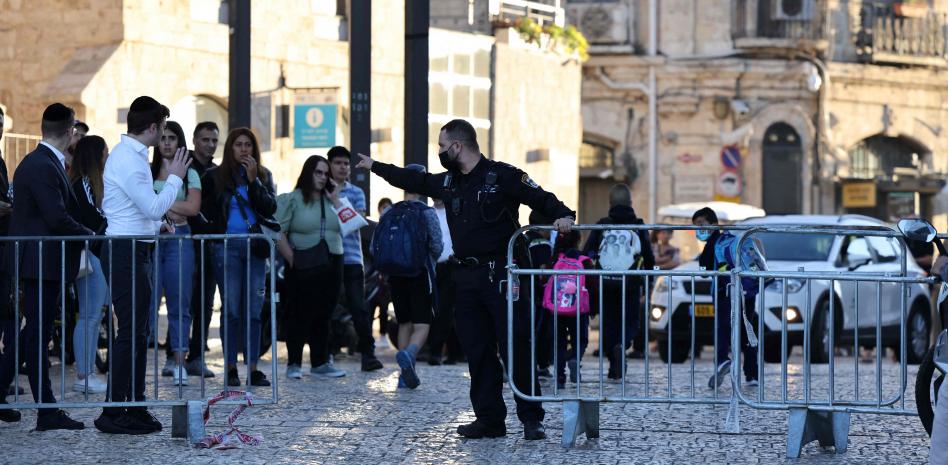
[505,223,929,457]
[0,233,279,442]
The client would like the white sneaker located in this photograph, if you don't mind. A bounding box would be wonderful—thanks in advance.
[376,336,390,349]
[172,365,189,386]
[73,374,107,394]
[287,364,303,379]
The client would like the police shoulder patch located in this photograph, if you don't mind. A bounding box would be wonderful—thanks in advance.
[521,174,539,189]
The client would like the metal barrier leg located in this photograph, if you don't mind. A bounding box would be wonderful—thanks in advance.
[786,407,850,458]
[561,400,599,448]
[170,400,207,444]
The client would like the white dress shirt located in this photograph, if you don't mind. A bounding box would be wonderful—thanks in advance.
[103,134,182,237]
[435,206,454,263]
[39,141,66,169]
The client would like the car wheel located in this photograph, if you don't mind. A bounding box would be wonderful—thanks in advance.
[657,338,689,363]
[905,301,931,365]
[809,298,838,364]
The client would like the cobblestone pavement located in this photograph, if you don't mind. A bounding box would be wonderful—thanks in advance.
[0,336,933,465]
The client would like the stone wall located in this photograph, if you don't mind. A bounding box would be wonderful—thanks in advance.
[492,38,583,222]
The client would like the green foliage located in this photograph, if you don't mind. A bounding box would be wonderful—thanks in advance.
[513,18,589,63]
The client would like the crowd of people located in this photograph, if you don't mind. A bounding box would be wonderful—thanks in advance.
[0,101,739,441]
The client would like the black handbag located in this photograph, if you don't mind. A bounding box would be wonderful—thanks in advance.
[234,191,271,259]
[292,197,330,270]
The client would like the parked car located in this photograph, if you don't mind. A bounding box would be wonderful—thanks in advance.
[648,215,932,364]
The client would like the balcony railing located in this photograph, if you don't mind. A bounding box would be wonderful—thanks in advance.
[489,0,565,28]
[857,2,948,66]
[732,0,829,50]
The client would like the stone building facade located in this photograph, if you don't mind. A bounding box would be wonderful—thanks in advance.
[573,0,948,229]
[0,0,581,218]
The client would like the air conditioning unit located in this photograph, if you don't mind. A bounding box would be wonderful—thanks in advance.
[566,2,630,45]
[771,0,813,21]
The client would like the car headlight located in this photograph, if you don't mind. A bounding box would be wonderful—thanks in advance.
[651,306,665,321]
[654,277,679,294]
[768,278,804,294]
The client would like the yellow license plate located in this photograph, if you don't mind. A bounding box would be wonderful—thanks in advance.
[694,304,714,317]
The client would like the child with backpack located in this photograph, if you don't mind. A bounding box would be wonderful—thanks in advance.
[543,230,597,389]
[582,184,654,379]
[693,207,764,389]
[372,164,443,389]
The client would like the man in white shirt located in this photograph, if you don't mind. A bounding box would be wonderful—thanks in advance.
[94,96,190,436]
[426,199,461,366]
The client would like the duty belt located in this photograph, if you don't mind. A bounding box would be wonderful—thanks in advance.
[449,254,506,267]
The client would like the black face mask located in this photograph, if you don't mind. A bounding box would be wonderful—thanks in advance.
[439,145,460,172]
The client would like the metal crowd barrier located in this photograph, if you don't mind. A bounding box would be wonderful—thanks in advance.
[506,224,929,457]
[0,233,279,443]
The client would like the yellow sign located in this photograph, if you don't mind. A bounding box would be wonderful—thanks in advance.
[842,182,877,208]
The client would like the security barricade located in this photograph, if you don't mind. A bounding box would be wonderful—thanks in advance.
[506,224,929,457]
[0,233,279,444]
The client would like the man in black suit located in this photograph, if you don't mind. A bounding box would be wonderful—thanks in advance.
[0,103,92,431]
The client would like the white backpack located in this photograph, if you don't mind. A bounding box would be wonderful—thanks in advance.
[598,229,642,271]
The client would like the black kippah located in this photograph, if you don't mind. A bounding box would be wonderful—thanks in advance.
[130,96,162,113]
[42,103,73,123]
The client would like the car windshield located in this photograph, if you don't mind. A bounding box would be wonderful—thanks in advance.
[753,232,835,262]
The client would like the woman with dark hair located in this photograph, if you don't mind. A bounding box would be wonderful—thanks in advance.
[200,127,277,387]
[275,155,346,379]
[68,135,110,394]
[150,120,202,386]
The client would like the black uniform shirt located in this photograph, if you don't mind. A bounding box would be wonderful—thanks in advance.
[372,156,574,259]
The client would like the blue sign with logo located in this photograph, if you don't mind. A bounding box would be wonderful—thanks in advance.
[293,103,336,148]
[721,145,741,169]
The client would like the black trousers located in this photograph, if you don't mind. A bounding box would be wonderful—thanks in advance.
[601,279,642,357]
[452,264,543,426]
[104,241,153,413]
[428,263,462,359]
[186,241,217,363]
[286,255,342,367]
[0,279,59,415]
[342,264,375,356]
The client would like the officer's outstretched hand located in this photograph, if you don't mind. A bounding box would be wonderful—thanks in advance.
[553,216,574,234]
[355,153,374,171]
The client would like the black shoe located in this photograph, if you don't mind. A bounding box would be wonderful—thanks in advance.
[0,402,20,422]
[6,385,25,396]
[608,345,626,380]
[35,410,84,431]
[127,408,162,431]
[536,366,552,378]
[227,368,240,387]
[94,412,155,435]
[250,370,270,387]
[457,420,506,439]
[443,358,458,366]
[361,356,383,372]
[428,356,443,366]
[523,421,546,440]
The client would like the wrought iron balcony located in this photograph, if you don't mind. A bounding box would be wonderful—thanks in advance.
[856,2,948,66]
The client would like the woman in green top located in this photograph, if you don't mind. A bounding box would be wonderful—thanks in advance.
[276,155,347,380]
[150,120,202,386]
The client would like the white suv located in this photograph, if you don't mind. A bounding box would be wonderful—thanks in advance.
[648,215,932,364]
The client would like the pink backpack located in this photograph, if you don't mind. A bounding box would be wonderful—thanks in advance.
[543,253,591,316]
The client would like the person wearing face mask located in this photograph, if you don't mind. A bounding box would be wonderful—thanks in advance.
[356,119,575,441]
[692,207,760,390]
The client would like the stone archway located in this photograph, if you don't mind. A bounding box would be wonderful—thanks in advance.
[747,103,816,214]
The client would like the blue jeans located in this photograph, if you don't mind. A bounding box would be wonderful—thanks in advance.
[212,240,266,367]
[73,253,108,376]
[152,226,195,353]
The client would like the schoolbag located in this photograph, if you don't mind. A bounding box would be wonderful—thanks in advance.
[598,229,642,271]
[716,232,768,295]
[543,253,591,316]
[371,201,430,277]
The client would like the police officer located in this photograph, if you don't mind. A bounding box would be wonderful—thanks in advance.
[356,119,574,440]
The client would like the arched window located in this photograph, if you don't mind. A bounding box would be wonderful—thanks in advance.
[848,135,928,179]
[763,122,803,214]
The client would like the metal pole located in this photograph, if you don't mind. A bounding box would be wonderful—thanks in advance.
[404,0,429,169]
[350,0,372,199]
[228,0,252,128]
[647,0,658,222]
